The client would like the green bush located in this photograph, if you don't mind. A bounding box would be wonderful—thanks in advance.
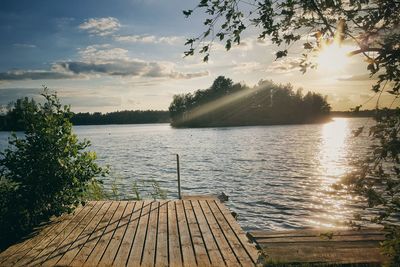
[0,89,106,248]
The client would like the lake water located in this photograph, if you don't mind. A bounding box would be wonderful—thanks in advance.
[0,118,375,231]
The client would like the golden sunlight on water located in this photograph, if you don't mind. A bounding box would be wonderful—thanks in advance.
[320,118,349,178]
[308,118,354,228]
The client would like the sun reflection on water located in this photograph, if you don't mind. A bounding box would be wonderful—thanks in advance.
[320,118,349,178]
[307,118,354,228]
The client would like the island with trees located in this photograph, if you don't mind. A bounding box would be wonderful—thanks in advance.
[169,76,331,127]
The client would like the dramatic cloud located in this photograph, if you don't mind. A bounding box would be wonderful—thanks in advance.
[0,45,209,81]
[79,17,121,36]
[114,34,183,45]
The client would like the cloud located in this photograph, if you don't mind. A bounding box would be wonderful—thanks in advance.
[169,71,209,79]
[0,70,75,81]
[207,36,271,52]
[114,34,184,45]
[13,43,36,48]
[55,60,153,76]
[232,61,263,73]
[78,17,121,36]
[235,41,253,51]
[266,57,302,73]
[0,45,209,81]
[78,45,129,61]
[55,60,208,79]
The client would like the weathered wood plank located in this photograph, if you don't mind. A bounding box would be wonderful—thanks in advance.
[40,201,105,266]
[208,200,254,267]
[263,246,385,264]
[199,200,240,267]
[98,201,135,266]
[258,240,382,249]
[215,200,259,264]
[126,200,152,267]
[255,234,385,243]
[14,202,97,267]
[113,201,143,266]
[56,201,112,266]
[191,200,225,267]
[141,201,160,267]
[249,228,385,238]
[183,200,211,267]
[251,228,388,265]
[70,201,119,266]
[83,201,127,266]
[176,200,197,267]
[155,200,169,267]
[168,201,183,267]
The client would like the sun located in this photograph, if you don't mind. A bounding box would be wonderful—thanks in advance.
[317,42,351,72]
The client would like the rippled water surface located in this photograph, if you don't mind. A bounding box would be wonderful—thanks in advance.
[0,118,375,231]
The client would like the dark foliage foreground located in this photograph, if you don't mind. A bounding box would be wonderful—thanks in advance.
[0,89,105,249]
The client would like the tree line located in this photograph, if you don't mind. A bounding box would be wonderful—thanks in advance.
[0,98,169,131]
[71,110,169,125]
[169,76,331,127]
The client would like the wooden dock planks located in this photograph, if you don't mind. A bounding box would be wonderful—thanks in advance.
[248,228,388,265]
[1,197,392,266]
[0,198,259,266]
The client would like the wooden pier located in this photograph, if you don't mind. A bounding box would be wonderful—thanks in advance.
[0,198,259,266]
[0,196,390,266]
[248,228,387,265]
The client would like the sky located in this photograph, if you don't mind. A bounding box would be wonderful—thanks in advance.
[0,0,389,112]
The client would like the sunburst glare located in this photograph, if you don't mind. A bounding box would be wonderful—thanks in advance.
[317,43,352,72]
